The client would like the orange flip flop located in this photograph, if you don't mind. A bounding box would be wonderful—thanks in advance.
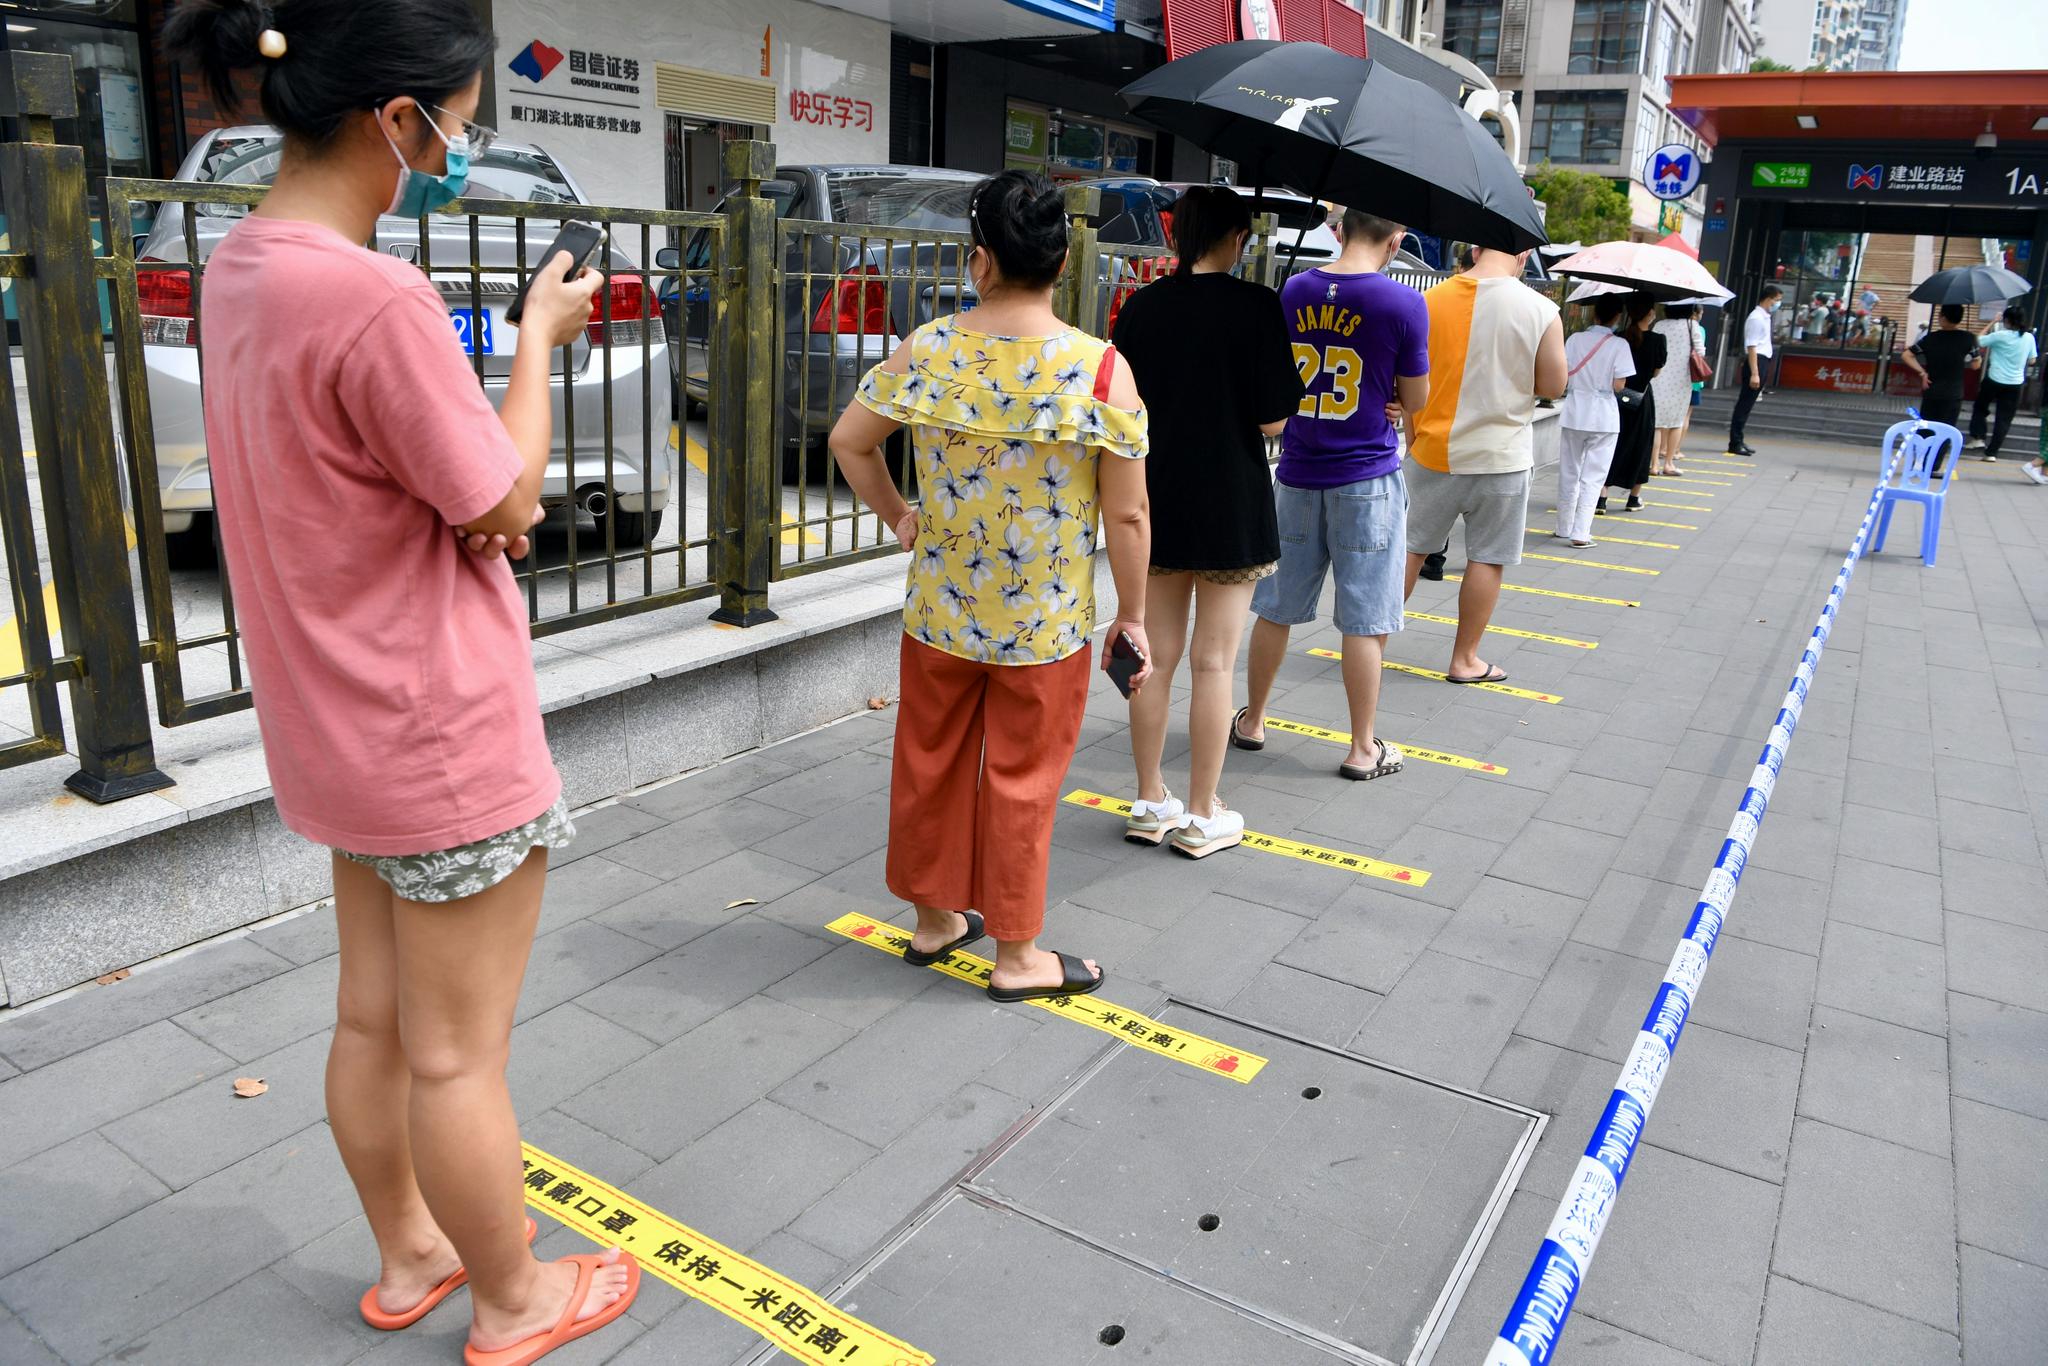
[463,1252,642,1366]
[359,1215,539,1331]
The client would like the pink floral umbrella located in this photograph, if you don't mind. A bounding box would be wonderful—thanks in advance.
[1550,241,1732,303]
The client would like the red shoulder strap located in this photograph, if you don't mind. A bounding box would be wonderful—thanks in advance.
[1093,345,1118,401]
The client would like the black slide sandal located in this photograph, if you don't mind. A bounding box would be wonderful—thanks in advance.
[988,950,1104,1003]
[902,911,986,967]
[1229,706,1264,751]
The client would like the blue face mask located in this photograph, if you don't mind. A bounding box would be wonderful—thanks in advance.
[384,112,470,217]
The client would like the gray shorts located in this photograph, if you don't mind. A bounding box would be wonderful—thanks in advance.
[1404,463,1530,567]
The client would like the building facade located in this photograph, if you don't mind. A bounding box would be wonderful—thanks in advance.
[1755,0,1909,72]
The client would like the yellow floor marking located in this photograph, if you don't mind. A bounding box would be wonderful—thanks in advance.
[1522,552,1660,576]
[830,909,1269,1080]
[522,1142,931,1366]
[1526,526,1678,550]
[1405,610,1598,649]
[1641,501,1709,514]
[1065,789,1431,888]
[1683,456,1754,467]
[1447,573,1640,607]
[1309,649,1563,703]
[1651,486,1716,499]
[1667,476,1736,486]
[1262,714,1510,773]
[780,521,822,547]
[0,581,60,683]
[1606,515,1697,530]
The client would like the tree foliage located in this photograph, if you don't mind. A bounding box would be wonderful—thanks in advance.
[1749,55,1795,71]
[1525,164,1633,247]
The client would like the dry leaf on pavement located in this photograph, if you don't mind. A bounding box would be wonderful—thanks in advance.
[867,697,890,710]
[232,1077,269,1098]
[726,898,760,909]
[94,969,131,985]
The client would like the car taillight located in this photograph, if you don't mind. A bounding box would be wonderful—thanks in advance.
[136,259,198,347]
[587,277,665,348]
[810,266,891,337]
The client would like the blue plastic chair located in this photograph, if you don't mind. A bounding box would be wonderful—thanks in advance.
[1870,417,1961,568]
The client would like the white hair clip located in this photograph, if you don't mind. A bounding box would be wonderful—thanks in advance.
[258,29,288,59]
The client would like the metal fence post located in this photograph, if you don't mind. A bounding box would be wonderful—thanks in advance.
[710,139,779,627]
[1055,183,1101,331]
[0,52,171,801]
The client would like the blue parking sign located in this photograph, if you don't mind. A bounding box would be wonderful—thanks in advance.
[1644,144,1702,202]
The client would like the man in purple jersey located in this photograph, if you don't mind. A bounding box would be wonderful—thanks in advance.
[1233,210,1428,782]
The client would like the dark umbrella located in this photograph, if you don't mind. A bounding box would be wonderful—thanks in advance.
[1119,40,1546,253]
[1908,263,2032,305]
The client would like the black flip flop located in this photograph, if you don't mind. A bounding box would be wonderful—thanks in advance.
[1229,706,1264,752]
[902,911,986,967]
[1446,665,1509,685]
[987,950,1104,1003]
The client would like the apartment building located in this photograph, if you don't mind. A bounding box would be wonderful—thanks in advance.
[1755,0,1910,71]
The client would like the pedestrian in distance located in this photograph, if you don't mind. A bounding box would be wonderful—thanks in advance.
[160,2,641,1362]
[828,169,1152,1002]
[1555,295,1637,548]
[1727,285,1781,456]
[1109,187,1305,857]
[1402,242,1565,686]
[1598,296,1664,515]
[1900,303,1980,473]
[1966,305,2036,461]
[1234,210,1427,782]
[1652,302,1703,476]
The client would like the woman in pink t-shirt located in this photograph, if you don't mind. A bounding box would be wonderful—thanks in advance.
[165,3,637,1361]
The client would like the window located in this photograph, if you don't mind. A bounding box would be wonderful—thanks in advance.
[1440,0,1502,75]
[1528,89,1627,165]
[1636,96,1663,164]
[1569,0,1647,74]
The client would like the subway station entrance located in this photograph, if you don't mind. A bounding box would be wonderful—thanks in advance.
[1669,70,2048,406]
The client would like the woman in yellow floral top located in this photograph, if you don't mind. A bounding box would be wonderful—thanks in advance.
[827,170,1152,1003]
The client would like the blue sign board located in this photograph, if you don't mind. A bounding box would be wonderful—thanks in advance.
[1005,0,1115,31]
[1707,217,1727,232]
[1644,143,1703,202]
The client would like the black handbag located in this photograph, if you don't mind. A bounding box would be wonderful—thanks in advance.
[1616,385,1645,413]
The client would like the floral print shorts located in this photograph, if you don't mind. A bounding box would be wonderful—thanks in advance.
[1149,562,1279,585]
[338,798,577,904]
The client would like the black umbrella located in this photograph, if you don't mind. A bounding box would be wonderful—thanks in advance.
[1908,263,2032,305]
[1119,40,1546,253]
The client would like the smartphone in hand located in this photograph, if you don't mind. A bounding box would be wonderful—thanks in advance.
[507,220,604,327]
[1106,630,1146,699]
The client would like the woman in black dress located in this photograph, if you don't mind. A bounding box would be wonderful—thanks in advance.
[1109,187,1305,855]
[1602,295,1666,514]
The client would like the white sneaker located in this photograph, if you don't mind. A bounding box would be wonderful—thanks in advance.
[1124,790,1189,846]
[2024,463,2048,485]
[1170,801,1245,859]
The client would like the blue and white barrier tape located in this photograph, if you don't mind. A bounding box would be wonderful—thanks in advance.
[1485,466,1896,1366]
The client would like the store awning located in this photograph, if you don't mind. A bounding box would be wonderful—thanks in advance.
[819,0,1116,43]
[1668,69,2048,147]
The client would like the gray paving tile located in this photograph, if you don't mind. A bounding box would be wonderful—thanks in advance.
[507,1003,658,1116]
[0,1125,360,1363]
[1717,865,1830,957]
[1774,1118,1957,1332]
[1754,1275,1960,1366]
[515,919,667,1025]
[102,1028,333,1190]
[248,906,342,965]
[1934,753,2031,811]
[1570,1141,1779,1366]
[769,990,1035,1149]
[575,914,834,1044]
[1950,994,2048,1123]
[623,752,801,821]
[550,800,668,864]
[630,1100,875,1256]
[1120,891,1306,1003]
[1684,932,1818,1051]
[603,796,808,880]
[171,956,341,1064]
[1953,1097,2048,1268]
[1515,941,1667,1063]
[1609,812,1734,886]
[1371,824,1507,909]
[0,937,291,1074]
[560,995,852,1161]
[789,1080,1019,1259]
[1838,803,1943,874]
[1483,735,1581,794]
[590,848,821,951]
[0,1020,232,1169]
[746,749,894,816]
[536,854,664,936]
[0,1310,60,1366]
[1349,950,1537,1088]
[1798,1004,1951,1157]
[1938,796,2045,868]
[1945,912,2048,1011]
[1489,818,1626,901]
[1940,850,2048,930]
[1569,731,1677,785]
[1845,756,1941,819]
[746,788,893,875]
[0,1130,168,1279]
[1828,858,1945,945]
[1744,809,1842,880]
[1225,962,1381,1047]
[1959,1245,2048,1366]
[1540,772,1658,836]
[1428,875,1581,980]
[1481,1037,1626,1199]
[1569,870,1699,960]
[108,1268,363,1366]
[1650,1024,1802,1184]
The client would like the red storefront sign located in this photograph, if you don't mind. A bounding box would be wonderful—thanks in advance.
[1165,0,1371,60]
[1777,353,1880,393]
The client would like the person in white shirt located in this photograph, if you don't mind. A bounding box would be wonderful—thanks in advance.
[1727,285,1781,456]
[1555,296,1637,548]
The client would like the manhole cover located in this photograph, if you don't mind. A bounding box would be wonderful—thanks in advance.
[804,1004,1541,1366]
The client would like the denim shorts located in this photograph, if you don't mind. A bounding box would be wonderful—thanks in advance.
[1251,470,1408,638]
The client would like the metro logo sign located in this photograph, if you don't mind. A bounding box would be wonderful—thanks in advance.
[1848,163,1884,191]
